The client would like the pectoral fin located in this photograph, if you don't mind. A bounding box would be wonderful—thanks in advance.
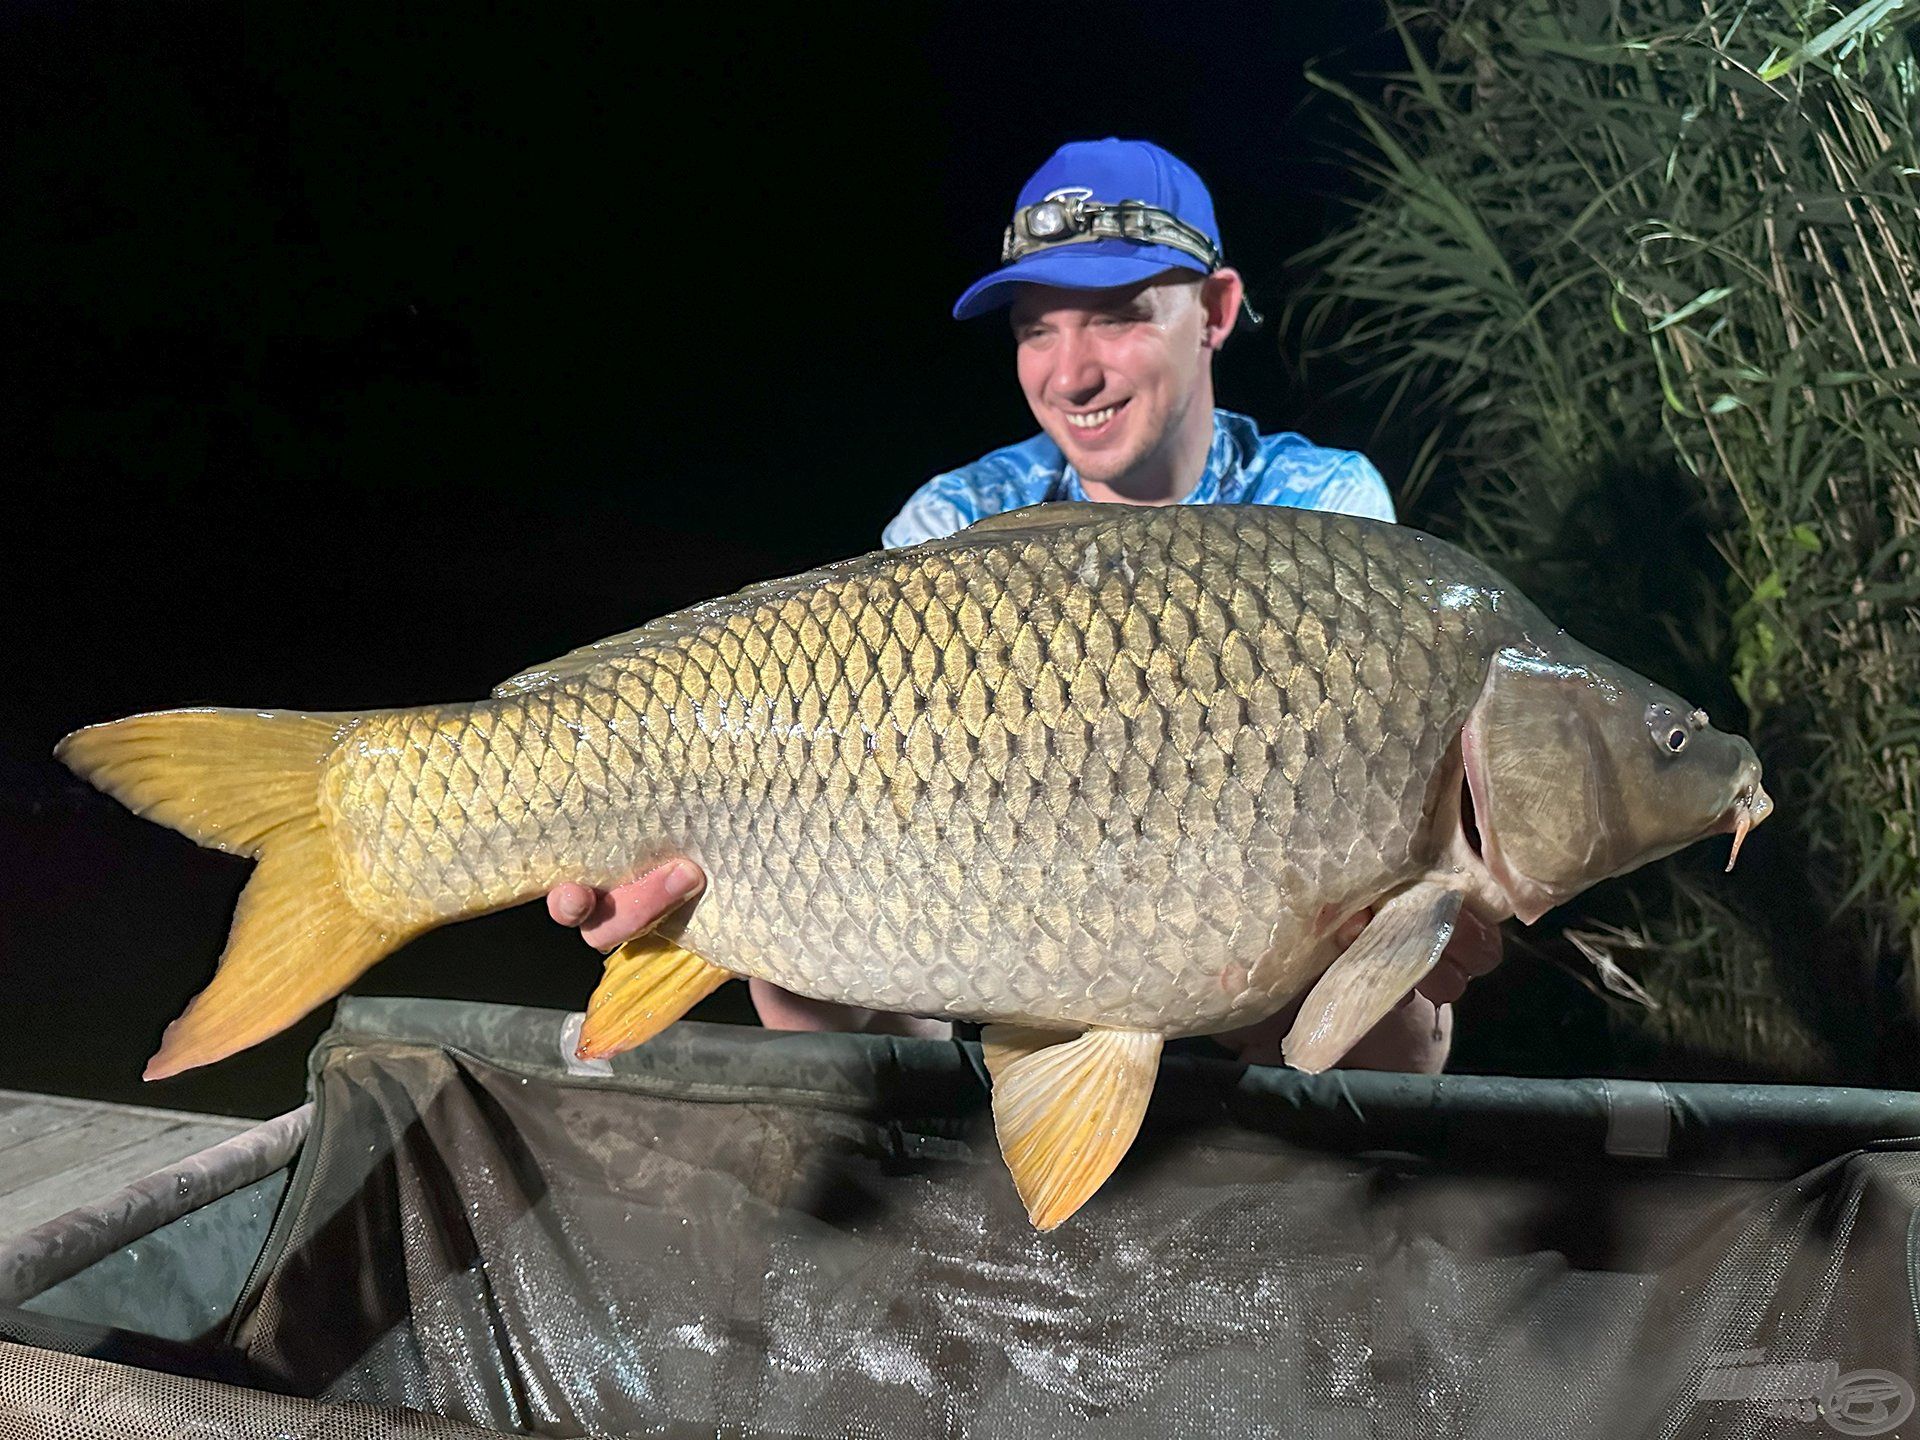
[1282,881,1465,1074]
[981,1025,1163,1230]
[576,934,733,1060]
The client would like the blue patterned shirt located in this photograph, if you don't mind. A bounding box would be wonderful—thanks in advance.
[881,409,1395,548]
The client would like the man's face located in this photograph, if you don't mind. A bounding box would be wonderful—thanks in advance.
[1010,273,1209,487]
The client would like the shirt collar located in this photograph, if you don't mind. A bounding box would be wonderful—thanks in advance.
[1058,409,1259,505]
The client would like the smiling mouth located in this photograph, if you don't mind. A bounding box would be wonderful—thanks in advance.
[1062,401,1126,431]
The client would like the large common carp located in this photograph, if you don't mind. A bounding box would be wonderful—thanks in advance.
[59,503,1770,1228]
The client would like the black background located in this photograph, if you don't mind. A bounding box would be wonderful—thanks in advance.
[3,2,1593,1118]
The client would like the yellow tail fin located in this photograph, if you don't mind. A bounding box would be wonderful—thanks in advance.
[55,708,422,1080]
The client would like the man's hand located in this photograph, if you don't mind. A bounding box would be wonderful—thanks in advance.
[549,862,951,1040]
[1416,905,1504,1006]
[742,977,953,1040]
[547,863,706,951]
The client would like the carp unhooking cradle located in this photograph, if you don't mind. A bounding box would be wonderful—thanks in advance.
[58,503,1771,1228]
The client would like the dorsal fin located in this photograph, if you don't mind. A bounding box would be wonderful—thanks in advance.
[956,502,1115,538]
[490,549,876,697]
[491,504,1117,698]
[492,622,669,697]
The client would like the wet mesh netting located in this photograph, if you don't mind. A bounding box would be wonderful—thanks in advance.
[0,1337,506,1439]
[5,996,1920,1437]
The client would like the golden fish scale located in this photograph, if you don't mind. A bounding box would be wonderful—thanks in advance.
[322,507,1504,1036]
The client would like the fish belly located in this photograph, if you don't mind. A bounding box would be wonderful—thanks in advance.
[328,508,1494,1035]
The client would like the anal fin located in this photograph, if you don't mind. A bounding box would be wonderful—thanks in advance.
[1283,880,1465,1074]
[577,934,733,1060]
[982,1025,1163,1231]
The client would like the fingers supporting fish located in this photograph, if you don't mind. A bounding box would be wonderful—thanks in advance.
[748,978,955,1039]
[1416,959,1471,1006]
[1416,908,1505,1004]
[555,862,707,952]
[547,883,596,927]
[1447,908,1506,974]
[1331,993,1453,1075]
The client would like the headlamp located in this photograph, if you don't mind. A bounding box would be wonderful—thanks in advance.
[1001,190,1225,272]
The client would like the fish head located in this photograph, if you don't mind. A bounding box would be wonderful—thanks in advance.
[1461,644,1772,924]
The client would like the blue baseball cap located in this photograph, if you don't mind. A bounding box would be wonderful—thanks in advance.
[953,138,1222,320]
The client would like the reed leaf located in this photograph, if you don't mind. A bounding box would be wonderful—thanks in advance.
[1293,0,1920,1079]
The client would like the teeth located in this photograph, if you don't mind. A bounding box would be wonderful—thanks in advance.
[1065,406,1117,429]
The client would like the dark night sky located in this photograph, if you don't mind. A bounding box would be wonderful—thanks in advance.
[7,3,1591,1118]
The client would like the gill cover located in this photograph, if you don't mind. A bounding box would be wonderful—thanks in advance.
[1461,647,1767,925]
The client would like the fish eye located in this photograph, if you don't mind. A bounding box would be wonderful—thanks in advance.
[1646,703,1691,755]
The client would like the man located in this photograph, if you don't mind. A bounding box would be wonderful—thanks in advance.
[884,138,1392,544]
[550,139,1500,1069]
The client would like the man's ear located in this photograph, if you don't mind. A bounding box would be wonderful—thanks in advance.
[1199,268,1244,348]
